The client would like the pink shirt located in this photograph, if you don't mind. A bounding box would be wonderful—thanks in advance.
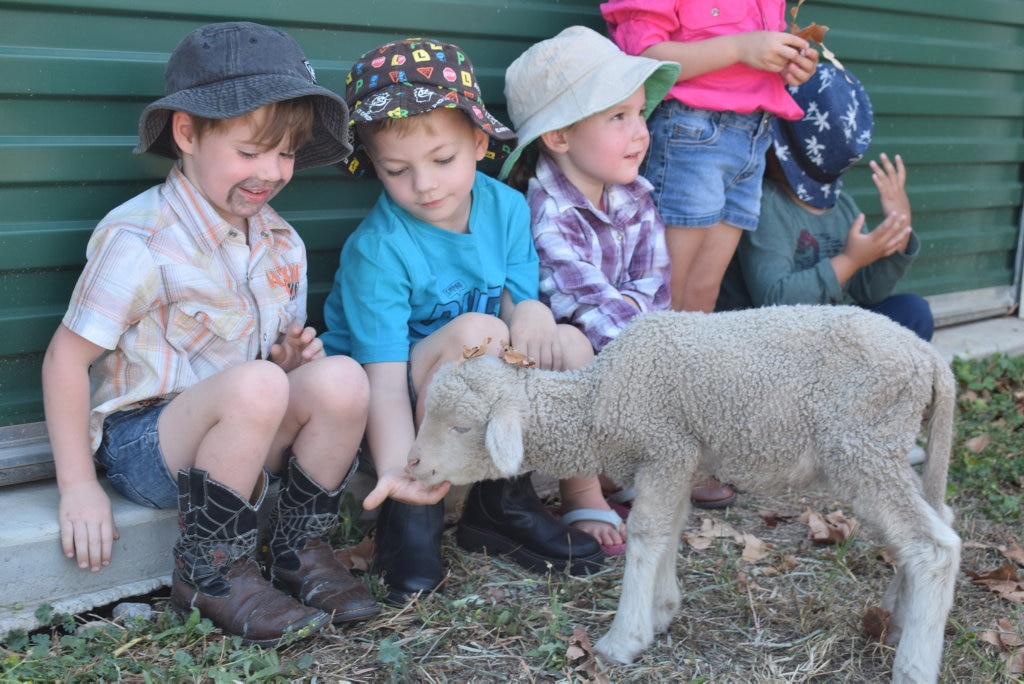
[64,164,308,452]
[601,0,804,120]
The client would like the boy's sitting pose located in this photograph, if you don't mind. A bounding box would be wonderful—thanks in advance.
[324,38,603,605]
[717,64,934,342]
[42,22,376,646]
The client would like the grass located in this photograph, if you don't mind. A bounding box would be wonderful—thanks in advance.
[2,354,1023,682]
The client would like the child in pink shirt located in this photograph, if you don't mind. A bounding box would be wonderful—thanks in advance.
[602,0,818,507]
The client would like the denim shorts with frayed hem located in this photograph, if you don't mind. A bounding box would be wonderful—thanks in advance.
[95,403,177,508]
[641,100,773,231]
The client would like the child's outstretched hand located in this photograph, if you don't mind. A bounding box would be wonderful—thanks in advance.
[269,324,324,371]
[870,153,911,234]
[363,467,450,510]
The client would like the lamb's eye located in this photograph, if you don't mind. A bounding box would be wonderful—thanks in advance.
[451,426,471,434]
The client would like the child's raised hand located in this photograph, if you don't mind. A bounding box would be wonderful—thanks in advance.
[269,324,324,371]
[870,153,911,230]
[737,31,811,75]
[59,479,119,572]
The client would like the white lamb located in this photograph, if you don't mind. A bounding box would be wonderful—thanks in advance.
[406,305,961,683]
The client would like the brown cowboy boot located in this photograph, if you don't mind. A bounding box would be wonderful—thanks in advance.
[170,468,330,646]
[264,454,379,623]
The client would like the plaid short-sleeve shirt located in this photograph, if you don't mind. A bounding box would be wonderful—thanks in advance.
[63,164,308,452]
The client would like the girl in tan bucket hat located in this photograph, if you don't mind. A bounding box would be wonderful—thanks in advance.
[502,26,679,553]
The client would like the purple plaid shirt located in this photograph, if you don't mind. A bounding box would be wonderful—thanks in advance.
[528,153,671,351]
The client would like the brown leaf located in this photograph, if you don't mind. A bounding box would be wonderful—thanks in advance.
[965,434,991,453]
[862,605,891,642]
[334,535,375,573]
[758,509,799,528]
[966,563,1021,582]
[1001,541,1024,567]
[740,533,771,563]
[567,625,609,682]
[498,339,535,367]
[800,507,859,544]
[793,22,829,44]
[457,337,491,367]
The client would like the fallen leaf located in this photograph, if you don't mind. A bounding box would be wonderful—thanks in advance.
[682,532,714,550]
[335,535,374,573]
[740,533,771,562]
[758,509,800,528]
[1001,541,1024,566]
[966,434,992,453]
[966,564,1021,582]
[800,507,859,544]
[566,626,609,683]
[862,605,891,641]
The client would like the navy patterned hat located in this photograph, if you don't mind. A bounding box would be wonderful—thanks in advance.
[770,64,873,209]
[339,37,516,178]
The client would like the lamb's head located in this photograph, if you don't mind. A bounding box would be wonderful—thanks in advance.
[406,356,528,487]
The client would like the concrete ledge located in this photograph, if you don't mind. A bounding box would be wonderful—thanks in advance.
[0,479,177,636]
[931,314,1024,362]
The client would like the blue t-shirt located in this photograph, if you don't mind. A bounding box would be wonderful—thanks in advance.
[323,172,538,364]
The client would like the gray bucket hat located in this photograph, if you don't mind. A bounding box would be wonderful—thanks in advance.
[135,21,351,171]
[499,25,679,180]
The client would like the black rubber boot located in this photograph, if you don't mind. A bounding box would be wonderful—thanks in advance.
[372,498,446,606]
[455,473,604,575]
[264,455,380,624]
[170,468,330,646]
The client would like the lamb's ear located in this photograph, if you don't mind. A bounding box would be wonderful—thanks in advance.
[484,404,524,476]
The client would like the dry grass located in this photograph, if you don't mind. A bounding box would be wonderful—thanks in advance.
[265,478,1022,683]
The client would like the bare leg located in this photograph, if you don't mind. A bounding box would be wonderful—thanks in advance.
[664,221,743,313]
[159,360,289,497]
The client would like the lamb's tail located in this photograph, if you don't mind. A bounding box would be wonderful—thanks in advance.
[922,355,957,518]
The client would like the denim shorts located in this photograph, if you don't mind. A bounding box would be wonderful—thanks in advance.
[641,100,773,231]
[95,403,177,509]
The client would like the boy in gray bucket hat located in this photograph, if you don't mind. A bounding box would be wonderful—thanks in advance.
[42,21,377,647]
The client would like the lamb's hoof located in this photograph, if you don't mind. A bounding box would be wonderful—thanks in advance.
[594,634,640,665]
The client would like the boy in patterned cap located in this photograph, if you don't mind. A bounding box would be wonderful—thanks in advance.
[42,21,376,647]
[323,38,603,606]
[717,63,934,342]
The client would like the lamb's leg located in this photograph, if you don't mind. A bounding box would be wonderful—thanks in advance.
[886,505,960,684]
[840,453,960,684]
[651,492,689,633]
[594,476,680,664]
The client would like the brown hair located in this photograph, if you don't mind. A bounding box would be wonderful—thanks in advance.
[504,139,543,193]
[187,97,315,153]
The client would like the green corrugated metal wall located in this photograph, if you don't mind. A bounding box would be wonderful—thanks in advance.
[0,0,1022,435]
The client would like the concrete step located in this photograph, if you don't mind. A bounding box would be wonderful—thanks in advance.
[0,479,178,636]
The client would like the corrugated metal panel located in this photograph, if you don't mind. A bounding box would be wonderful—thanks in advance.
[0,0,1022,438]
[799,0,1024,324]
[0,0,603,435]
